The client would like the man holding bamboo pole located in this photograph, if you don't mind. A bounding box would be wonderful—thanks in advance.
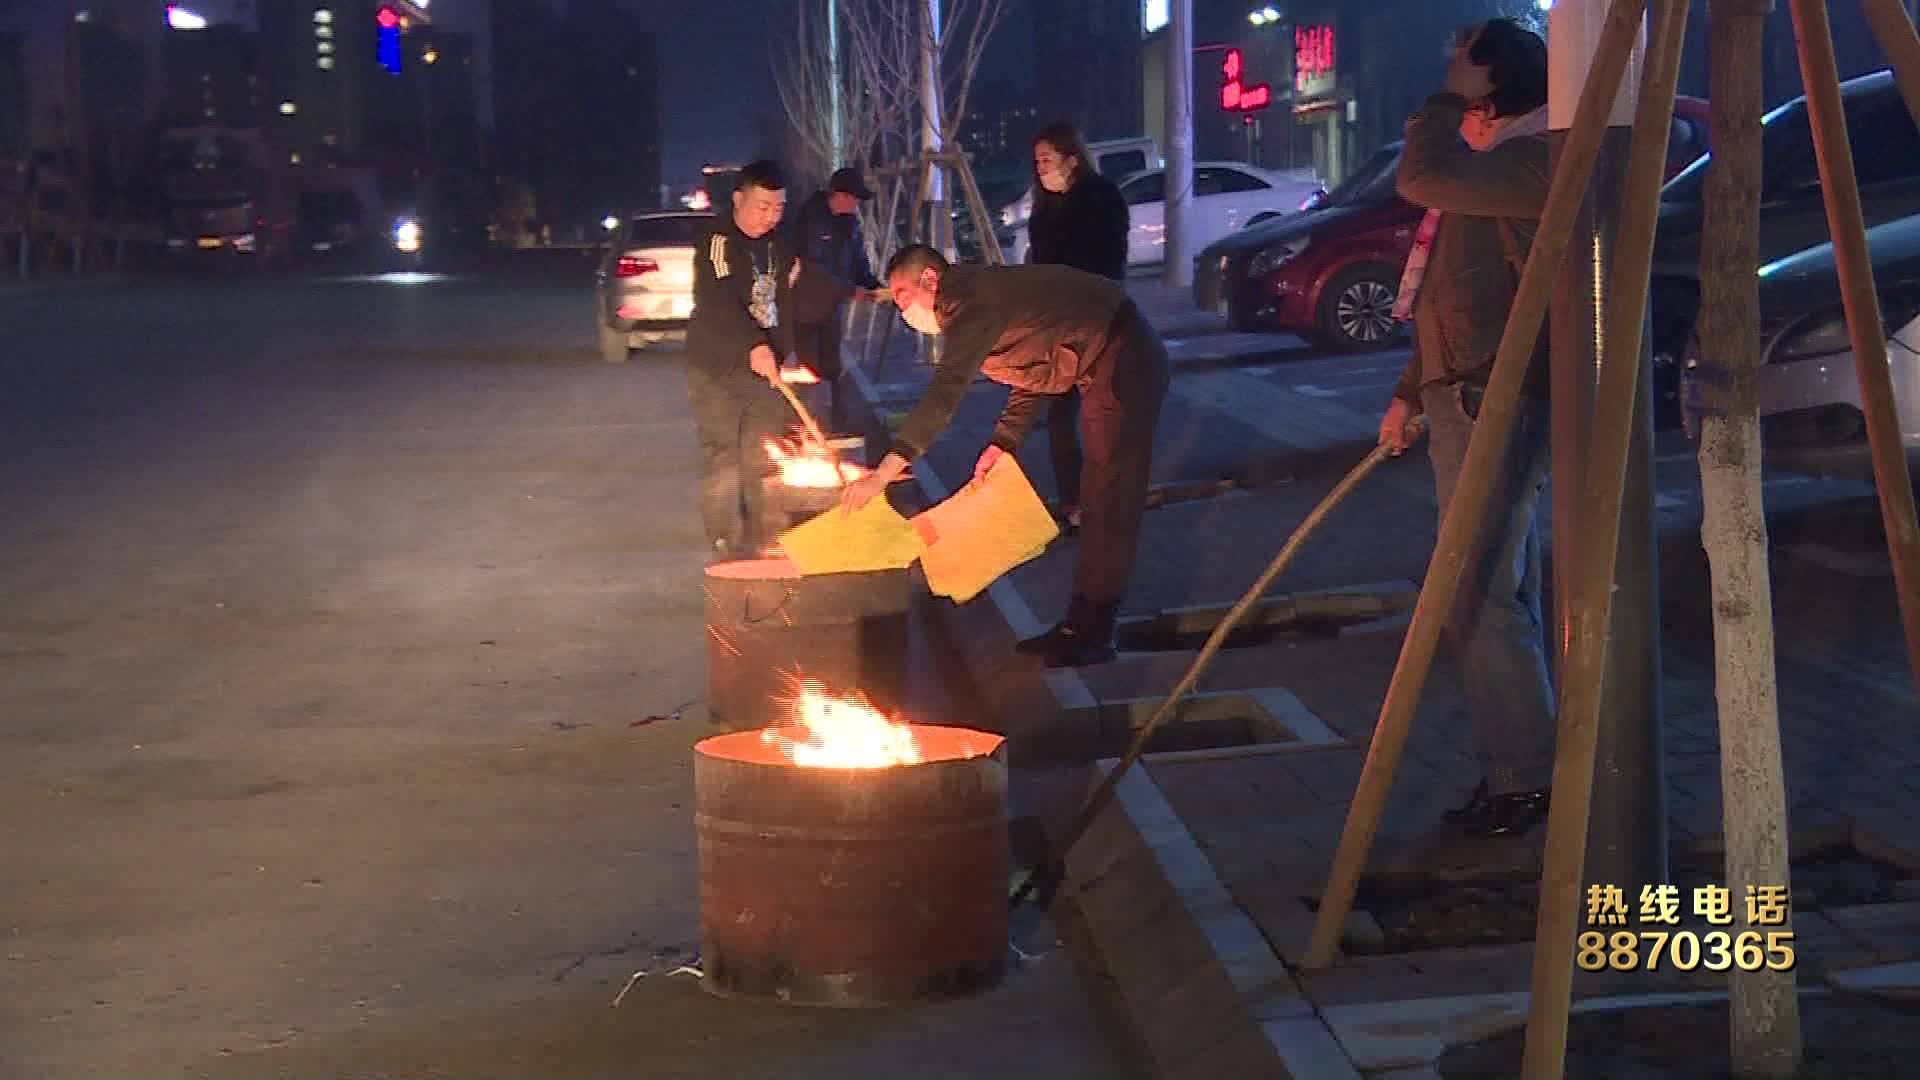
[1379,19,1559,838]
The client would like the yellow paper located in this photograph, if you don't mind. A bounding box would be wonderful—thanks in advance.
[913,456,1061,604]
[777,497,925,575]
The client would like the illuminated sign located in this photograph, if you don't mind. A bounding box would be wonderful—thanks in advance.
[1219,49,1271,113]
[377,6,402,73]
[1294,25,1336,98]
[1143,0,1168,35]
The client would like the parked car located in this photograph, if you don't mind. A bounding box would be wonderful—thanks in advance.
[1202,97,1713,353]
[996,136,1162,232]
[1653,71,1920,422]
[594,211,713,362]
[1004,162,1323,268]
[1680,211,1920,446]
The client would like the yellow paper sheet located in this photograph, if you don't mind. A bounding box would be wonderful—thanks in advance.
[912,456,1061,604]
[776,497,925,575]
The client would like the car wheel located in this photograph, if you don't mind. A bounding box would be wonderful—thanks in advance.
[597,311,630,364]
[1316,266,1403,353]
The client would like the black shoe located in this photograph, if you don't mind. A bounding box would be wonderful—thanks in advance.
[1041,627,1117,669]
[1461,787,1552,838]
[1016,623,1073,656]
[1443,780,1492,822]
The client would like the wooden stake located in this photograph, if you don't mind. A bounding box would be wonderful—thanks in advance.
[1788,0,1920,698]
[1302,0,1651,972]
[1010,432,1413,910]
[1860,0,1920,133]
[1517,0,1689,1074]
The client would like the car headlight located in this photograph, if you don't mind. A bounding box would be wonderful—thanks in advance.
[1247,238,1307,279]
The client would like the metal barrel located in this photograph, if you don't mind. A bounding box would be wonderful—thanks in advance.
[693,726,1010,1006]
[702,558,910,731]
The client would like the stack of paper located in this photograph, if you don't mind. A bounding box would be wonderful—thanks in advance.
[911,457,1060,604]
[776,497,924,575]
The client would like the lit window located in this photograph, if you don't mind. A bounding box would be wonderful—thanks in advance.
[316,41,333,54]
[316,25,332,38]
[317,55,334,70]
[279,101,297,115]
[290,152,303,164]
[203,107,215,119]
[423,47,439,64]
[313,8,332,23]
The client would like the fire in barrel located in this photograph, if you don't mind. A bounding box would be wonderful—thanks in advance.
[694,681,1010,1005]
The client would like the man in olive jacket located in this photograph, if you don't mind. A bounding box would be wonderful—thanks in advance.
[838,245,1169,669]
[1377,18,1556,839]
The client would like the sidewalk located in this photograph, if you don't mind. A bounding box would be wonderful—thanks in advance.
[845,282,1920,1078]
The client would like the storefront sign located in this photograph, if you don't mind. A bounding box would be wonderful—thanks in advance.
[1294,24,1336,99]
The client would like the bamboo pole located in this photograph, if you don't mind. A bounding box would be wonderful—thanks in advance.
[1302,0,1652,971]
[1860,0,1920,131]
[1788,0,1920,697]
[1010,432,1416,910]
[1517,0,1689,1074]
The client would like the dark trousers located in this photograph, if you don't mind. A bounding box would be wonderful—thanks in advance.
[1063,314,1170,642]
[1048,392,1083,509]
[792,309,848,434]
[686,365,787,556]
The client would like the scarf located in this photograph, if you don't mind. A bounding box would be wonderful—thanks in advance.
[1392,105,1551,322]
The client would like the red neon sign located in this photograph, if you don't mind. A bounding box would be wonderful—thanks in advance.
[1219,49,1272,113]
[1294,25,1336,94]
[376,6,401,29]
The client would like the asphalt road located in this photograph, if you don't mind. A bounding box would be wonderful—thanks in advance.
[0,268,1142,1080]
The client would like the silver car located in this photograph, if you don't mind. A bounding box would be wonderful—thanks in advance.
[595,211,713,362]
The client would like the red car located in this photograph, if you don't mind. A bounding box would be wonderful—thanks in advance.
[1195,98,1710,352]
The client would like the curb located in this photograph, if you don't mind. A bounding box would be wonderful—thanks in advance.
[843,352,1368,1078]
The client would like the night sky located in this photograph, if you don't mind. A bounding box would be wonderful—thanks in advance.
[0,0,1032,191]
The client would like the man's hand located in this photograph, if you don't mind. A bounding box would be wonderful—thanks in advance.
[1443,36,1495,102]
[1379,397,1426,455]
[839,472,889,513]
[973,444,1006,484]
[749,344,779,384]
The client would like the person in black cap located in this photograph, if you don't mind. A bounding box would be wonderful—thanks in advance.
[786,166,887,432]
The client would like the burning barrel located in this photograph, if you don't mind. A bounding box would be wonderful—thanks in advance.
[703,558,910,731]
[763,435,868,530]
[694,686,1010,1006]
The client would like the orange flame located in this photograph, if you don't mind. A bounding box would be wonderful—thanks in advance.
[781,365,821,385]
[761,679,923,768]
[764,435,867,489]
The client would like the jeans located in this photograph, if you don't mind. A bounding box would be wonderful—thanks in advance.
[1421,381,1557,795]
[686,365,788,556]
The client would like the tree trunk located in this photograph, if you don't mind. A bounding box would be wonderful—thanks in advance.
[1697,2,1802,1075]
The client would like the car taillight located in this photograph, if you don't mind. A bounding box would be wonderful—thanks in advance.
[616,255,658,278]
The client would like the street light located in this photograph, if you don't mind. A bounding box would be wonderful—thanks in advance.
[166,5,207,29]
[279,101,297,115]
[602,215,620,232]
[1248,6,1281,26]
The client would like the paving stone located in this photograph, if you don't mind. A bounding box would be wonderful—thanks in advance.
[1067,850,1182,948]
[1302,943,1535,1006]
[1321,992,1531,1071]
[1263,1015,1364,1080]
[1189,896,1298,998]
[1851,812,1920,873]
[1121,955,1270,1072]
[1826,959,1920,999]
[1822,901,1920,964]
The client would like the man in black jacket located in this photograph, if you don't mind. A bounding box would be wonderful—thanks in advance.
[686,159,801,562]
[786,167,883,432]
[839,246,1169,669]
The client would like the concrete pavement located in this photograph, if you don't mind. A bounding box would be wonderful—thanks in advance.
[843,274,1920,1077]
[0,271,1142,1079]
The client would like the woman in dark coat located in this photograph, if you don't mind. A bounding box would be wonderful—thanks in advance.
[1023,123,1130,532]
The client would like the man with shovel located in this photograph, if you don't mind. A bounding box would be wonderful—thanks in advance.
[838,245,1169,669]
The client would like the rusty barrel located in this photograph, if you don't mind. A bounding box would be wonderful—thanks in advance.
[693,726,1010,1005]
[703,557,910,731]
